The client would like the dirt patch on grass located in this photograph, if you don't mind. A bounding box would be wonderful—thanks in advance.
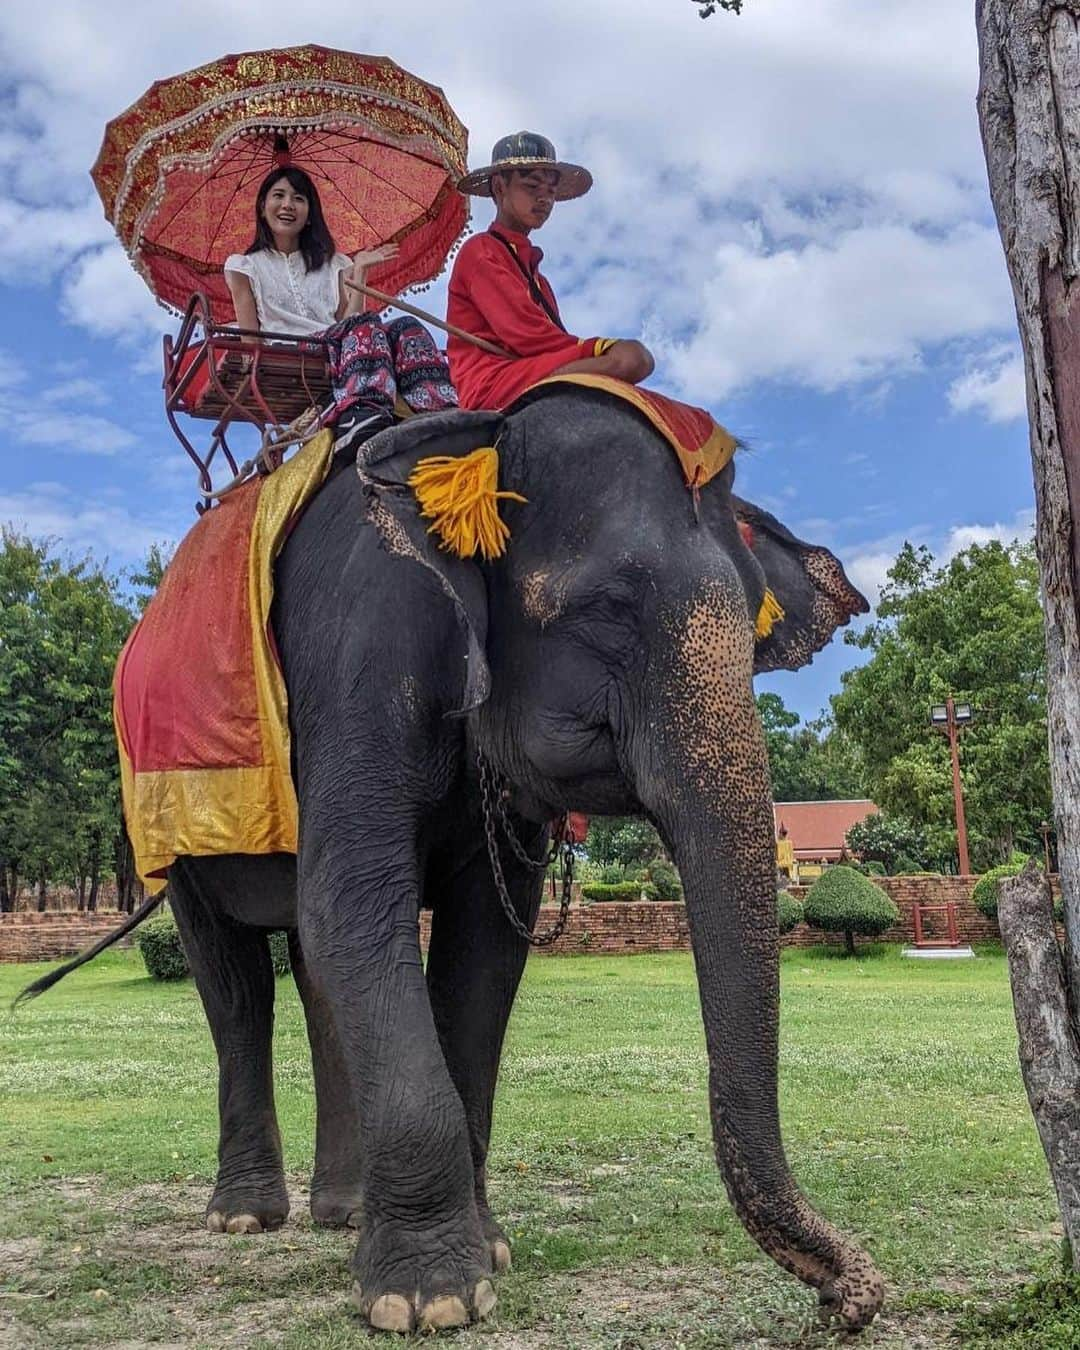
[0,1176,974,1349]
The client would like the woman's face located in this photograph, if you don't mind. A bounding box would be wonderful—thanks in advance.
[261,177,310,240]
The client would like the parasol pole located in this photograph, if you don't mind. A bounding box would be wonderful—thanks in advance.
[343,279,511,357]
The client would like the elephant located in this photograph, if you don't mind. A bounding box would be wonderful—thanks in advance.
[128,385,883,1333]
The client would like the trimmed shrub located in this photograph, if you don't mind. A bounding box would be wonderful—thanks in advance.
[137,909,190,981]
[580,881,660,903]
[860,859,887,877]
[803,867,900,956]
[268,930,292,977]
[647,859,683,901]
[972,859,1027,919]
[777,891,803,935]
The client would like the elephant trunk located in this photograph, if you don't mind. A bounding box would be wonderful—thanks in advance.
[638,580,883,1329]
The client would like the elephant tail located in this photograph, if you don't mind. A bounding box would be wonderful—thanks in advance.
[10,891,166,1010]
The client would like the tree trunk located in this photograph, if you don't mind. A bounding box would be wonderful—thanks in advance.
[844,929,856,957]
[36,868,47,913]
[87,834,100,913]
[0,864,9,915]
[977,0,1080,1269]
[997,863,1080,1258]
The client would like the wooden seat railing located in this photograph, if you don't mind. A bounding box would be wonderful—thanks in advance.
[163,291,332,511]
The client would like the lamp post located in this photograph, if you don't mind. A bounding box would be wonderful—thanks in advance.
[930,697,974,876]
[1039,819,1054,875]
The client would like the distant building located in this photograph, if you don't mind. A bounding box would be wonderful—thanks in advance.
[773,799,878,884]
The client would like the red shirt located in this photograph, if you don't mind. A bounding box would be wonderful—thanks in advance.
[447,226,595,409]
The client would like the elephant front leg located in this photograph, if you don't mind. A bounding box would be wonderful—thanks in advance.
[425,832,545,1273]
[169,861,289,1234]
[297,835,495,1334]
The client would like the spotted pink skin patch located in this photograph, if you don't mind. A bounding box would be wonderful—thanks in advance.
[738,520,755,550]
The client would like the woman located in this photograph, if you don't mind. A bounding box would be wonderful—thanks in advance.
[224,165,457,437]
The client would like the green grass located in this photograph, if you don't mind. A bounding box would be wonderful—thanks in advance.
[0,944,1068,1346]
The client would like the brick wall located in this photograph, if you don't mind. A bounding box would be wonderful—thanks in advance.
[0,875,1022,964]
[0,911,134,963]
[781,875,1003,950]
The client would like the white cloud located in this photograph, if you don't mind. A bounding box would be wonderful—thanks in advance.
[0,482,177,563]
[944,512,1034,555]
[0,346,137,455]
[648,222,1014,402]
[60,244,175,346]
[948,348,1027,423]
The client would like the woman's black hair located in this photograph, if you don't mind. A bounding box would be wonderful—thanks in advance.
[246,165,336,272]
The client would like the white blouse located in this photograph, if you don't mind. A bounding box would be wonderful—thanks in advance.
[224,249,352,336]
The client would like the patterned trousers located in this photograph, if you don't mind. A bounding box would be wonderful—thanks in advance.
[311,313,458,424]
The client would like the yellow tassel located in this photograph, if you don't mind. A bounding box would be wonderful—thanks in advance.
[755,588,784,640]
[408,447,526,562]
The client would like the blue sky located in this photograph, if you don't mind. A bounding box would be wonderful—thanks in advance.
[0,0,1034,724]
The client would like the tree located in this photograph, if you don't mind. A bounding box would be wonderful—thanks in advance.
[757,692,865,801]
[832,540,1050,871]
[0,530,135,909]
[585,816,665,875]
[692,0,745,14]
[977,0,1080,1266]
[845,813,931,875]
[803,868,900,957]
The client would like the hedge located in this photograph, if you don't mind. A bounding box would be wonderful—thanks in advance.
[777,891,803,934]
[136,910,293,980]
[580,881,660,903]
[803,868,900,956]
[136,910,190,981]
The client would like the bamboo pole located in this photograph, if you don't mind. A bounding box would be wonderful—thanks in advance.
[343,280,511,356]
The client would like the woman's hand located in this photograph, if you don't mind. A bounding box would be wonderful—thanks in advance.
[340,243,400,318]
[350,242,399,277]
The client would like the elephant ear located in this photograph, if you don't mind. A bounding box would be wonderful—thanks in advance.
[732,494,869,674]
[357,410,505,713]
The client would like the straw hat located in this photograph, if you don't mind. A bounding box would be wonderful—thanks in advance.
[457,132,592,201]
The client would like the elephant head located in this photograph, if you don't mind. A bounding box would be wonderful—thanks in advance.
[356,386,881,1329]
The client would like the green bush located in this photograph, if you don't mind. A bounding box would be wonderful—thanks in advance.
[890,854,923,876]
[803,867,900,956]
[581,881,659,903]
[777,891,803,934]
[860,859,887,876]
[136,909,190,981]
[268,930,292,977]
[972,859,1027,919]
[646,859,683,901]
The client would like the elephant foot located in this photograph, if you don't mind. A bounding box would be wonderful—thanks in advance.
[349,1214,496,1334]
[205,1174,289,1235]
[310,1185,364,1230]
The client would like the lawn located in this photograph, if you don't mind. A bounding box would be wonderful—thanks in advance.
[0,945,1064,1348]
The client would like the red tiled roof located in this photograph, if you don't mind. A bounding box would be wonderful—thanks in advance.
[772,799,878,861]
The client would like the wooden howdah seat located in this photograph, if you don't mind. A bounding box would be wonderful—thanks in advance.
[164,291,332,511]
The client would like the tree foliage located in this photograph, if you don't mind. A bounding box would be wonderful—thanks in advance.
[803,868,900,956]
[0,529,147,910]
[757,692,865,801]
[832,540,1049,872]
[692,0,744,14]
[845,812,932,875]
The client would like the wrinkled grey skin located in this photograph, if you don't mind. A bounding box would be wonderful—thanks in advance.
[165,388,882,1335]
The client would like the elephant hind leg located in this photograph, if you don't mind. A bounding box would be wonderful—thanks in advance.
[288,931,364,1228]
[169,859,289,1234]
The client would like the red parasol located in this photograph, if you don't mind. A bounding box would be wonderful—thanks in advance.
[92,45,469,323]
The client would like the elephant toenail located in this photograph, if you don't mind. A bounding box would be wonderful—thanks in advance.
[491,1239,512,1273]
[225,1213,262,1234]
[474,1279,497,1319]
[418,1295,469,1330]
[205,1211,226,1233]
[369,1293,415,1332]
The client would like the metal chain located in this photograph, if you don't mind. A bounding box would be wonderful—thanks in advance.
[478,751,574,947]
